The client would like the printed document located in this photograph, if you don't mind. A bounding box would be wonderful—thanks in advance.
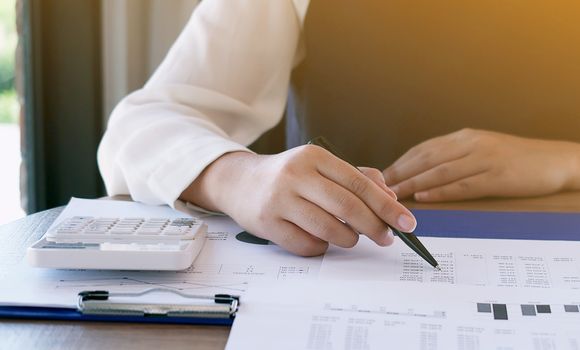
[227,280,580,350]
[320,235,580,289]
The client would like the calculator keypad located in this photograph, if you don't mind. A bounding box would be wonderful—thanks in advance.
[47,216,202,242]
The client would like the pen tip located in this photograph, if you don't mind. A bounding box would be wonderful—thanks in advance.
[435,265,442,271]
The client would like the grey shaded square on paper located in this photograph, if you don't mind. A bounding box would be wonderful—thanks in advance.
[521,304,536,316]
[492,304,508,320]
[536,304,551,314]
[477,303,492,313]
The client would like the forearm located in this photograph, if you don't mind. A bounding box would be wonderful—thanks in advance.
[560,141,580,191]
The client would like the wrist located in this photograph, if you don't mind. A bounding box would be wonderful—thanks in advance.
[180,151,259,213]
[563,142,580,191]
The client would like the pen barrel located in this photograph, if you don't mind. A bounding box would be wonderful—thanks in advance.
[308,136,354,168]
[394,229,439,268]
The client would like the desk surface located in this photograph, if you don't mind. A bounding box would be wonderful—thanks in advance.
[2,192,580,350]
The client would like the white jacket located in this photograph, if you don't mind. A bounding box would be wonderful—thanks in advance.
[98,0,309,207]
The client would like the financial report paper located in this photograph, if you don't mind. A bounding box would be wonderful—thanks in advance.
[1,198,579,311]
[227,281,580,350]
[321,235,580,289]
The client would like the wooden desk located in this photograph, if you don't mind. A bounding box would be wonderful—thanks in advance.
[2,192,580,349]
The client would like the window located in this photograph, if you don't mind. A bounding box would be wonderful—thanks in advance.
[0,0,24,224]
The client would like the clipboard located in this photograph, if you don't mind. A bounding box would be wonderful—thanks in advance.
[3,207,580,326]
[0,288,239,325]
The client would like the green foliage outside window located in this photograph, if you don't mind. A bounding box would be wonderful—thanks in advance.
[0,0,17,124]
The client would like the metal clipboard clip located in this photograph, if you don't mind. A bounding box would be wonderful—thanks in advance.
[77,288,239,319]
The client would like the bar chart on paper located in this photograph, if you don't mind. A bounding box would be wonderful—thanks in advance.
[476,301,580,320]
[227,281,580,350]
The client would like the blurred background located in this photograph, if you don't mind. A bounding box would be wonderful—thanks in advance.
[0,0,22,224]
[1,1,579,224]
[0,0,198,224]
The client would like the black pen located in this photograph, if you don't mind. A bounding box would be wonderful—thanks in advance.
[308,136,441,271]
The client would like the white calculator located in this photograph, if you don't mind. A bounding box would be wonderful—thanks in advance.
[27,216,207,271]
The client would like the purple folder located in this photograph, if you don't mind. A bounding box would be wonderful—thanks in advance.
[412,209,580,241]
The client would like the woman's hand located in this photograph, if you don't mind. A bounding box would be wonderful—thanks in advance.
[182,145,416,256]
[383,129,580,202]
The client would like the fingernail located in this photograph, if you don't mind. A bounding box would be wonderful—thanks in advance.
[415,192,428,201]
[398,214,416,232]
[390,185,399,194]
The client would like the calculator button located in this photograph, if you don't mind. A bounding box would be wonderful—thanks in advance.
[56,228,80,234]
[110,229,135,234]
[137,230,162,235]
[148,218,169,223]
[163,228,191,235]
[170,218,195,226]
[96,217,117,221]
[84,226,109,233]
[86,223,110,229]
[111,226,137,233]
[142,222,165,227]
[136,226,163,234]
[120,218,143,222]
[84,230,107,234]
[139,227,163,232]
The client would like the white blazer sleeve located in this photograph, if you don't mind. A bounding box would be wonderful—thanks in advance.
[97,0,309,207]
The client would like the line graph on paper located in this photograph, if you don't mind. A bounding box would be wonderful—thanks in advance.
[51,263,313,294]
[54,276,250,293]
[182,263,312,280]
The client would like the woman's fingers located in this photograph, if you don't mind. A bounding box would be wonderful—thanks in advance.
[383,129,480,187]
[299,176,394,246]
[283,197,363,248]
[389,156,488,199]
[413,173,491,202]
[317,157,417,233]
[269,219,329,257]
[384,145,469,188]
[359,167,397,200]
[387,134,448,169]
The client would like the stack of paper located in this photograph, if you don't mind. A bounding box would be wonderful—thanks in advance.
[1,198,579,348]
